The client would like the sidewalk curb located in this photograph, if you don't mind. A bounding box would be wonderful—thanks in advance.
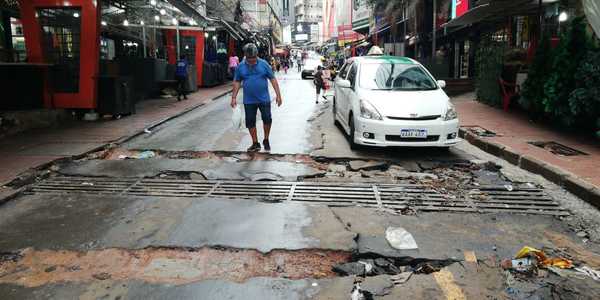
[1,88,232,205]
[459,128,600,208]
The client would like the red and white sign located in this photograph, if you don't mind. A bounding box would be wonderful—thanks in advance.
[455,0,470,18]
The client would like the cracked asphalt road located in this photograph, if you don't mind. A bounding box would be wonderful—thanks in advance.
[2,70,600,299]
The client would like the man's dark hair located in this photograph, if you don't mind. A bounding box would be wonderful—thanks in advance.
[243,43,258,58]
[180,54,186,60]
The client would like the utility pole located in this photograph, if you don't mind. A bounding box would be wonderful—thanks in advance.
[432,0,436,60]
[142,23,147,58]
[538,0,543,36]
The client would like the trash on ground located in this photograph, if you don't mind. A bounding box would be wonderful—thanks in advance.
[514,246,573,269]
[144,128,152,134]
[136,151,156,159]
[117,150,156,160]
[501,257,536,273]
[385,227,418,250]
[333,262,371,276]
[503,246,573,275]
[81,182,94,186]
[390,272,413,284]
[504,184,514,191]
[575,266,600,281]
[350,281,373,300]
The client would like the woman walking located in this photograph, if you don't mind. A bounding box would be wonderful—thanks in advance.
[313,66,326,104]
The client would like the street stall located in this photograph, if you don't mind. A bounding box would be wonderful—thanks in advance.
[1,0,248,118]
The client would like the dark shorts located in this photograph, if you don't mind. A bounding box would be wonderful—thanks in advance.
[315,84,322,94]
[244,102,272,129]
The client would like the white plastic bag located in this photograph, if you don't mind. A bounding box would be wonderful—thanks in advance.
[385,227,418,250]
[231,105,245,131]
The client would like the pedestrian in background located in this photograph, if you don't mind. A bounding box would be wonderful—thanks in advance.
[296,55,303,72]
[314,66,326,104]
[175,54,188,101]
[231,43,283,152]
[228,54,239,78]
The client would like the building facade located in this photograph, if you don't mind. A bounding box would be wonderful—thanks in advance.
[293,0,323,44]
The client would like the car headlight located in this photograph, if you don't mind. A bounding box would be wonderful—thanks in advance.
[444,102,458,121]
[360,100,383,120]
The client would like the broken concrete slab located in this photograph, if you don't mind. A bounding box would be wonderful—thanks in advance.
[59,159,325,181]
[357,235,420,259]
[0,194,354,253]
[201,160,325,181]
[59,159,219,178]
[361,275,394,296]
[472,169,510,186]
[327,164,347,174]
[348,160,389,172]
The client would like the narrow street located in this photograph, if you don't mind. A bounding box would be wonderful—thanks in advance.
[2,68,600,299]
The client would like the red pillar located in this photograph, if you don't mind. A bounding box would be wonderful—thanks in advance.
[228,37,235,57]
[165,29,205,87]
[18,0,100,109]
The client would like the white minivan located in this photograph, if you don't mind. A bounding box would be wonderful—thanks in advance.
[333,55,460,149]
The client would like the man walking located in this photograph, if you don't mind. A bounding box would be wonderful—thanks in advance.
[231,43,283,152]
[175,54,188,101]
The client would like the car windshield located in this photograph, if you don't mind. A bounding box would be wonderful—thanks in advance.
[360,62,438,91]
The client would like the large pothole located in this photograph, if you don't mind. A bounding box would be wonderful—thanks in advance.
[0,247,351,287]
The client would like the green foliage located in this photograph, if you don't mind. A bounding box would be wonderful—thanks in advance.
[542,17,591,126]
[520,35,552,115]
[568,50,600,132]
[520,16,600,137]
[475,33,505,106]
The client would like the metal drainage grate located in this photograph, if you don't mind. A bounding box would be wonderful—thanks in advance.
[529,141,588,156]
[462,126,497,137]
[26,176,569,216]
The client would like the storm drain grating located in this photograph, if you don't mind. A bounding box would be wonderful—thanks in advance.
[26,176,569,216]
[529,141,588,156]
[462,126,497,137]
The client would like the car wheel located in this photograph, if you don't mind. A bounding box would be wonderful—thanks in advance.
[348,115,359,150]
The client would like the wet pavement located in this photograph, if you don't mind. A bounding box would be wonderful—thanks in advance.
[2,69,600,299]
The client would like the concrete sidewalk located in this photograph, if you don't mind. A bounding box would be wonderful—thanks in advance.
[453,93,600,207]
[0,83,232,186]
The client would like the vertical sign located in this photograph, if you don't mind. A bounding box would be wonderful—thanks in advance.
[455,0,469,18]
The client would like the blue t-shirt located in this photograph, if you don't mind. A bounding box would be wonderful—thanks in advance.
[176,59,188,77]
[234,58,274,104]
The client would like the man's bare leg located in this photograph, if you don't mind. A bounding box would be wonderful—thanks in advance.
[249,127,258,143]
[263,123,271,140]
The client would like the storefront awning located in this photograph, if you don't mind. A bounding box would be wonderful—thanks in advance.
[583,0,600,39]
[442,0,560,28]
[218,19,244,40]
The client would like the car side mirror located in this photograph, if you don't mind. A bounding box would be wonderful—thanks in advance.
[337,79,351,88]
[437,80,446,89]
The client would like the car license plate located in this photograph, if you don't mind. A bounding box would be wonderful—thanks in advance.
[400,129,427,138]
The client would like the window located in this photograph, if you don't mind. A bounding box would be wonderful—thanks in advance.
[359,63,437,91]
[347,64,357,87]
[338,62,351,79]
[37,8,81,93]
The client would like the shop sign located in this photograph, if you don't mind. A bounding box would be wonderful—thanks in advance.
[451,0,470,19]
[295,33,308,41]
[352,0,370,30]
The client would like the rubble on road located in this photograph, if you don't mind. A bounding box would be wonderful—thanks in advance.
[348,160,389,172]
